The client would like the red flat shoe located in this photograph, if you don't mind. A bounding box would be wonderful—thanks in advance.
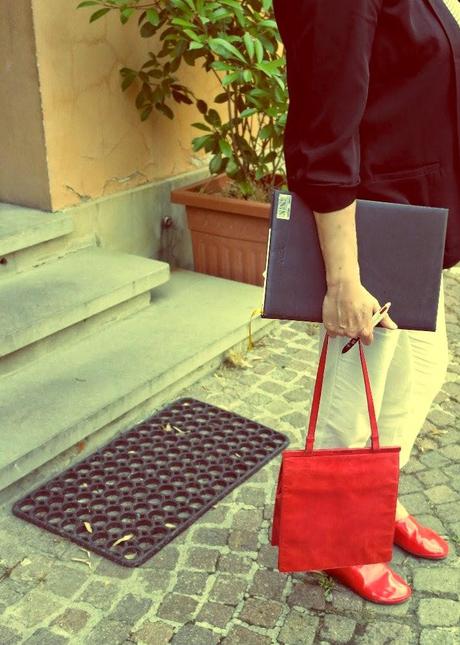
[324,563,412,604]
[394,514,449,559]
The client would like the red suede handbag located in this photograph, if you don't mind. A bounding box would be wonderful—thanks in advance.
[271,332,400,572]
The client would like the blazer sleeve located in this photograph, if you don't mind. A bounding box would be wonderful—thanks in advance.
[275,0,383,213]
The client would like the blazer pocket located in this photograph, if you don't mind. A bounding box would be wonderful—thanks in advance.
[367,161,441,183]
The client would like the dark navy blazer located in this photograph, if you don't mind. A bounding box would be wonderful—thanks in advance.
[273,0,460,269]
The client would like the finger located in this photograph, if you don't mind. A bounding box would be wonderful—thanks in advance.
[361,329,373,345]
[379,314,398,329]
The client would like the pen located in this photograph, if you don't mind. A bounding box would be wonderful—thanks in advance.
[341,302,392,354]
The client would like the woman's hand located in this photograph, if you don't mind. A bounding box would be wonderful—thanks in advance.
[322,278,398,345]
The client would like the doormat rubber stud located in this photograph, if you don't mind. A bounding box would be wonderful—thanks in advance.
[12,397,289,567]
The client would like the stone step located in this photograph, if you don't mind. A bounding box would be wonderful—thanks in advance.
[0,203,76,280]
[0,246,170,377]
[0,268,275,502]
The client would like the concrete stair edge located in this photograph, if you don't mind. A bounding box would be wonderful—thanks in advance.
[0,315,275,504]
[0,206,73,257]
[0,291,153,380]
[0,247,171,360]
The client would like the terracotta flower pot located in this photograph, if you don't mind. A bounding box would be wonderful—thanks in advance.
[170,173,272,286]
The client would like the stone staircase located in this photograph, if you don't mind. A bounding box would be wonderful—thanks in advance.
[0,202,275,505]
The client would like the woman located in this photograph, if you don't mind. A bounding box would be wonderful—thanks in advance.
[273,0,460,604]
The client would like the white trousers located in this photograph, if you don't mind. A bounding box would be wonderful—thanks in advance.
[312,272,449,470]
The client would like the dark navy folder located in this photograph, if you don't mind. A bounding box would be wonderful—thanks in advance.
[261,189,448,331]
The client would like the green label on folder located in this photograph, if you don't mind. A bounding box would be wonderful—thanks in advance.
[276,193,292,220]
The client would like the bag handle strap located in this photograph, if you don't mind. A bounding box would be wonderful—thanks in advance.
[305,333,380,453]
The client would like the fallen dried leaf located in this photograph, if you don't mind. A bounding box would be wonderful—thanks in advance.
[111,533,134,548]
[164,522,177,528]
[20,558,32,566]
[428,428,448,436]
[83,521,93,534]
[70,558,93,569]
[224,350,251,369]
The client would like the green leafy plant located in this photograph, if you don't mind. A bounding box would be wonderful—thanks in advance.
[316,571,335,603]
[77,0,287,201]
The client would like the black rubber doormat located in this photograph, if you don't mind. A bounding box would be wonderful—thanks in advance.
[12,397,289,567]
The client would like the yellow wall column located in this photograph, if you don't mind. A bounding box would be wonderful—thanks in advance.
[0,0,51,209]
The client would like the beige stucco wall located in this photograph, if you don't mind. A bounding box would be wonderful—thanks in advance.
[0,0,51,209]
[1,0,219,212]
[36,0,219,211]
